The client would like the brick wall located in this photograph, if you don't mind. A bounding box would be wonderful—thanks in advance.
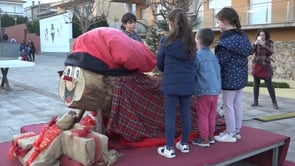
[3,24,40,54]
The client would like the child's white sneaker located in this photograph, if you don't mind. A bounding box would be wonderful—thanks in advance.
[214,132,237,143]
[157,145,176,158]
[234,132,242,140]
[175,141,189,153]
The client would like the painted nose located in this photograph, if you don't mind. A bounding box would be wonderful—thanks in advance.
[63,75,73,81]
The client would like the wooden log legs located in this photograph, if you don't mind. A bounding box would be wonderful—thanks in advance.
[76,109,86,122]
[96,109,104,133]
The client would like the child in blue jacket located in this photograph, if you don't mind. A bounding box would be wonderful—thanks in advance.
[156,8,196,159]
[192,28,221,147]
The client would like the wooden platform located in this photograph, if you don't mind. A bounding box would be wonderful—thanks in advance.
[0,124,292,166]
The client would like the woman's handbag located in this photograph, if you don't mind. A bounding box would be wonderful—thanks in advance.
[251,62,272,79]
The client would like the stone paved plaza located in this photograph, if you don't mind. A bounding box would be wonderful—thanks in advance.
[0,54,294,164]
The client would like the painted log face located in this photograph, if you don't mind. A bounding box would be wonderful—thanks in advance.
[58,66,116,113]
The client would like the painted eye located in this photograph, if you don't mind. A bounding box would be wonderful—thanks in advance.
[65,66,72,76]
[74,67,80,79]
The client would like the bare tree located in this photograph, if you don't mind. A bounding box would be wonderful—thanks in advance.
[145,0,203,31]
[188,0,203,28]
[65,0,111,33]
[145,0,203,54]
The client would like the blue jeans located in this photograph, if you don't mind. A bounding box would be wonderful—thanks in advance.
[164,94,191,148]
[253,76,277,103]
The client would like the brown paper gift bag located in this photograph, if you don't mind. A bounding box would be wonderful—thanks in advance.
[11,132,37,150]
[56,110,77,130]
[9,132,38,158]
[18,118,63,166]
[19,134,62,166]
[62,130,108,166]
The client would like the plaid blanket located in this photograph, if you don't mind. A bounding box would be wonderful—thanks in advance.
[106,73,225,142]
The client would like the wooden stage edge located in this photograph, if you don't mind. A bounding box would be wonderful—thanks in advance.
[0,124,292,166]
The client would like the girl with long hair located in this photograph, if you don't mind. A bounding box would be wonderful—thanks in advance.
[213,7,252,143]
[156,8,196,159]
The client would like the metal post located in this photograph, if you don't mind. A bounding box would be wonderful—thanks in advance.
[0,8,2,42]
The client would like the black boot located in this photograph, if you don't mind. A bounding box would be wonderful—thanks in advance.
[273,102,279,109]
[251,101,258,107]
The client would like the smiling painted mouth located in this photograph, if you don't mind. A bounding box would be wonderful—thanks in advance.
[64,87,75,104]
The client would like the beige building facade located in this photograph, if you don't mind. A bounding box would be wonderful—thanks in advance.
[201,0,295,41]
[111,0,295,42]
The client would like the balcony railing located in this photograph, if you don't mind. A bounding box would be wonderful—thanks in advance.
[202,0,295,29]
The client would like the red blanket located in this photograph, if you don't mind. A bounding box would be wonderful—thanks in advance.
[72,27,156,72]
[106,73,225,143]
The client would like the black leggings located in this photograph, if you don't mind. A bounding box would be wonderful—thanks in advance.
[253,76,277,103]
[31,52,35,62]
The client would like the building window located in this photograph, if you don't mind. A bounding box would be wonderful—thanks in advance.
[209,0,231,9]
[141,8,146,20]
[249,0,271,24]
[209,0,232,27]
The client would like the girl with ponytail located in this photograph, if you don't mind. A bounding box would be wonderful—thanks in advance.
[156,8,196,159]
[214,7,252,143]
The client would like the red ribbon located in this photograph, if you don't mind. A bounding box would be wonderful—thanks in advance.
[26,116,61,166]
[70,127,102,165]
[8,132,36,158]
[80,114,96,127]
[87,132,102,164]
[90,111,97,116]
[71,126,90,137]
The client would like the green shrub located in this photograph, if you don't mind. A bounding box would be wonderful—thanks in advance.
[247,81,290,88]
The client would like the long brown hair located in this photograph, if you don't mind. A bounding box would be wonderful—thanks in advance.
[165,8,196,57]
[256,29,271,40]
[215,7,242,34]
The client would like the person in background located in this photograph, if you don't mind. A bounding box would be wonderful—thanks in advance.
[250,29,278,109]
[25,45,32,61]
[120,12,142,42]
[10,37,16,43]
[191,28,221,147]
[20,48,27,61]
[213,7,252,143]
[156,8,196,159]
[19,40,26,53]
[2,33,8,42]
[20,46,31,61]
[28,39,36,62]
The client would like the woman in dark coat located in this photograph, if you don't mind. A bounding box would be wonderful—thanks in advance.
[28,39,36,62]
[250,29,278,109]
